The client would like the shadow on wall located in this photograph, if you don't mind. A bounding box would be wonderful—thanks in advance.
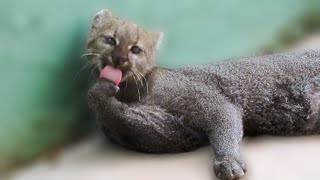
[0,22,93,170]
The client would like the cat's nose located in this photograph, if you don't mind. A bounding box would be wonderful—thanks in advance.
[113,49,128,66]
[113,57,126,67]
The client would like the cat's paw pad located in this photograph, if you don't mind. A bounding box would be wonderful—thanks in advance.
[213,156,247,180]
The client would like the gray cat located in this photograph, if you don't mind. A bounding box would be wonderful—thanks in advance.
[85,9,320,180]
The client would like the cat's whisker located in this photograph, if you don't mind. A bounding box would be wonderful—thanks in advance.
[149,68,158,79]
[89,63,102,82]
[80,56,104,82]
[132,68,144,87]
[81,53,101,58]
[131,69,141,85]
[133,68,149,96]
[74,62,91,80]
[132,69,147,96]
[125,78,128,89]
[88,57,101,65]
[89,67,97,82]
[151,68,158,75]
[132,74,141,101]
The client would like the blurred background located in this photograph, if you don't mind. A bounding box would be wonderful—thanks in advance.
[1,0,320,179]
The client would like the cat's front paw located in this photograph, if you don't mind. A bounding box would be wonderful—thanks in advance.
[88,79,119,98]
[213,156,247,180]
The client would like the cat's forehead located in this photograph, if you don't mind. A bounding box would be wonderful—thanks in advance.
[103,18,145,42]
[115,21,139,39]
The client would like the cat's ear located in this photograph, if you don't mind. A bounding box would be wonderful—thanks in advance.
[151,32,164,50]
[91,9,112,30]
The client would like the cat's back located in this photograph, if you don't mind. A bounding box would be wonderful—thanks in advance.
[177,50,320,88]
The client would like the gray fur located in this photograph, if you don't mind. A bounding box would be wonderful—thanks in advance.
[88,50,320,180]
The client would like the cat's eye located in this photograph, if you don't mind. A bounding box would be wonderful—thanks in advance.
[131,46,142,54]
[104,36,116,46]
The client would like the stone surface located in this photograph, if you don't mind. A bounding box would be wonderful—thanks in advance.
[8,134,320,180]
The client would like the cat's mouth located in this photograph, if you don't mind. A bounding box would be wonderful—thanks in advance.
[99,65,139,85]
[84,53,140,84]
[99,65,122,85]
[99,56,136,83]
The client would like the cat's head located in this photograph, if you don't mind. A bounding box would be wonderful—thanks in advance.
[86,9,163,82]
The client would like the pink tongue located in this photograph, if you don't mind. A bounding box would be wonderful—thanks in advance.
[99,66,122,86]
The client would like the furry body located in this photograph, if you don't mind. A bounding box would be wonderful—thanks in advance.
[88,51,320,179]
[86,10,320,180]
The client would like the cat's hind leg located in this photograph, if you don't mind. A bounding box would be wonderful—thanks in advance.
[291,76,320,134]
